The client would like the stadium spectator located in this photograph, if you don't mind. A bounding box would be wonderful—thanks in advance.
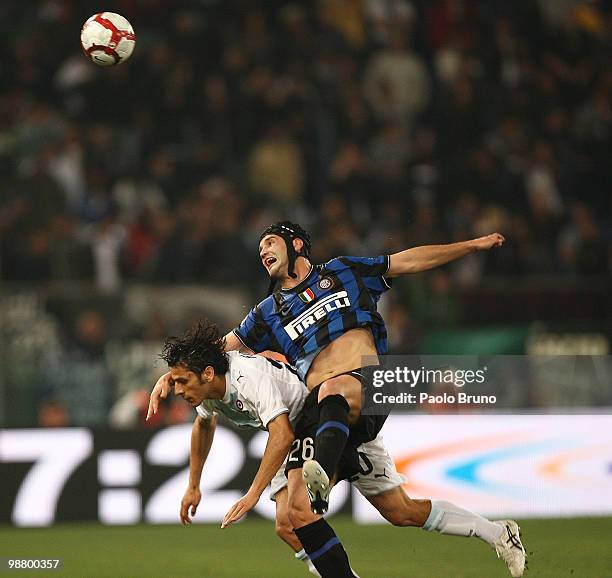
[37,398,71,427]
[362,25,431,123]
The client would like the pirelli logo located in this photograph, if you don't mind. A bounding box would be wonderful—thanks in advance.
[283,290,351,340]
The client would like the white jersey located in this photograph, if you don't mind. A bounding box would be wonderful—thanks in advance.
[195,351,308,430]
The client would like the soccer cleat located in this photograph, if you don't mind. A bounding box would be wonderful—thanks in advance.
[493,519,527,577]
[302,459,331,515]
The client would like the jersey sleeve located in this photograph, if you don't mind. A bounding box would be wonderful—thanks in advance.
[233,304,272,353]
[195,401,216,420]
[343,255,392,296]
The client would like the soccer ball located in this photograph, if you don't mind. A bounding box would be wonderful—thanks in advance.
[80,12,136,66]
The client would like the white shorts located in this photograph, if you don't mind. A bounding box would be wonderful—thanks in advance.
[269,433,405,501]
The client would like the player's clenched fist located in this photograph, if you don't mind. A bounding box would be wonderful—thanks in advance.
[180,486,202,526]
[471,233,505,251]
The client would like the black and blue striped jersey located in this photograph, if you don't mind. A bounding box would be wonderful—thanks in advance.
[233,255,392,381]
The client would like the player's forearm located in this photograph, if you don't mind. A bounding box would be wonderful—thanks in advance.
[388,241,476,276]
[248,426,294,498]
[188,415,217,488]
[223,331,252,353]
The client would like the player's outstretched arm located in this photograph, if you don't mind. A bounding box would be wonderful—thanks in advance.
[221,413,294,528]
[181,414,218,526]
[387,233,505,277]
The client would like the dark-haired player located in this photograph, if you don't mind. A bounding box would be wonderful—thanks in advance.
[161,321,359,577]
[149,222,525,576]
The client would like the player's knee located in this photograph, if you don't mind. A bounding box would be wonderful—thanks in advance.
[319,379,362,415]
[318,380,342,398]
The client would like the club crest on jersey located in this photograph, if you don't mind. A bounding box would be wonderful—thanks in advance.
[298,288,315,303]
[284,290,351,340]
[317,276,334,290]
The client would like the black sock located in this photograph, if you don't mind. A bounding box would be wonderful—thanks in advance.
[294,518,355,578]
[315,394,350,479]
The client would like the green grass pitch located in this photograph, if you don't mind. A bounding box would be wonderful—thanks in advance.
[2,517,611,577]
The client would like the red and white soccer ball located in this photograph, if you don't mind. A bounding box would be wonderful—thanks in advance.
[80,12,136,66]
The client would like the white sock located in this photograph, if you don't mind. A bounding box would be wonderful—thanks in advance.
[422,499,503,546]
[295,549,321,577]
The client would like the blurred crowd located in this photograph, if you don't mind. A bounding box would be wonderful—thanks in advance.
[1,0,611,427]
[1,0,611,294]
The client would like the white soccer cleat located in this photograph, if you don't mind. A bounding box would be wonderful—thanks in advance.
[302,459,331,515]
[493,519,527,577]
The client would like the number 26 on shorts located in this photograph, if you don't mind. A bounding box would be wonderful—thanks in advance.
[288,437,314,462]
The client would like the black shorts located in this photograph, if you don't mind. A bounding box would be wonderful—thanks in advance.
[285,367,390,480]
